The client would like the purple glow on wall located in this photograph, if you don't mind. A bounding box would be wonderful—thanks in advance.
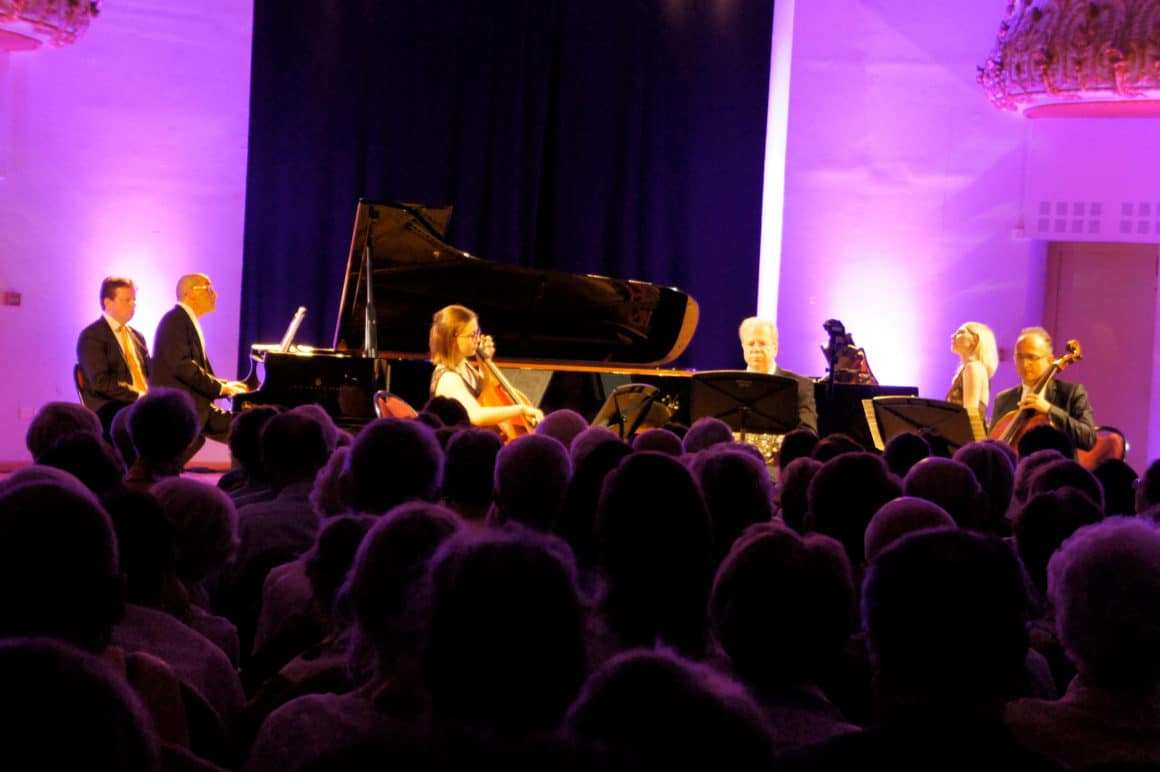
[0,1,253,462]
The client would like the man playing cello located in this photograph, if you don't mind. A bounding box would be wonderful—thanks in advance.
[989,327,1096,452]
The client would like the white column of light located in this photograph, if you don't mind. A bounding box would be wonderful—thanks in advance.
[755,0,796,322]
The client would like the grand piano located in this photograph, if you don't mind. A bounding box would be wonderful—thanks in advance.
[235,198,701,426]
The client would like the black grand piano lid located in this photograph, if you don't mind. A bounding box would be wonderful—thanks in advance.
[332,198,699,366]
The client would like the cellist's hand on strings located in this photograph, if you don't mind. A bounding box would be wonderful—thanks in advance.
[476,333,496,361]
[1019,391,1052,415]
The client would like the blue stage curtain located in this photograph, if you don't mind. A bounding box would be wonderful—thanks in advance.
[239,0,774,373]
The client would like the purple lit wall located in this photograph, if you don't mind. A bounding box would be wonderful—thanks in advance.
[0,2,253,463]
[767,0,1040,390]
[764,0,1160,463]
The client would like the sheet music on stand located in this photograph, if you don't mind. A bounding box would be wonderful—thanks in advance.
[861,396,986,453]
[279,306,307,352]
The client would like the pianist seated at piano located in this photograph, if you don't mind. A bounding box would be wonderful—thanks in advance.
[428,304,544,430]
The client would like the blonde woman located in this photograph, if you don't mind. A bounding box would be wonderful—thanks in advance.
[428,304,543,429]
[947,321,998,419]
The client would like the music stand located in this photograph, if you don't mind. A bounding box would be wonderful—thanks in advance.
[591,383,674,439]
[861,396,986,453]
[689,371,800,441]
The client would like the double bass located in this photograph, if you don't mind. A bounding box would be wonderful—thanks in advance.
[989,339,1083,449]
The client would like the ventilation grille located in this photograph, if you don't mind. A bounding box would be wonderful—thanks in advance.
[1034,200,1160,239]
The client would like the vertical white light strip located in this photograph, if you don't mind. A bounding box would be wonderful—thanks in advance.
[755,0,796,322]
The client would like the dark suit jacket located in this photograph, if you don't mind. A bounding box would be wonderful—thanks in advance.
[989,378,1096,452]
[76,317,150,411]
[774,366,819,434]
[151,305,225,425]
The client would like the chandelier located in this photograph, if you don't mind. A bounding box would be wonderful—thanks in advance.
[978,0,1160,117]
[0,0,99,51]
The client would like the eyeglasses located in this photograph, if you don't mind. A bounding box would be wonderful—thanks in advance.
[458,329,482,340]
[191,284,215,293]
[1014,354,1047,363]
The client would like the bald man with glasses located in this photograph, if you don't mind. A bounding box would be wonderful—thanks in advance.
[151,273,248,451]
[989,326,1096,453]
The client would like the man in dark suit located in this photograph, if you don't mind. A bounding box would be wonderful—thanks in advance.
[151,273,248,447]
[739,316,818,433]
[76,276,150,433]
[989,326,1095,452]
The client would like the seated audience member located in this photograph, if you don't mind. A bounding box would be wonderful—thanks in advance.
[1092,458,1138,516]
[105,490,245,737]
[688,445,775,564]
[682,416,736,454]
[902,457,985,531]
[240,515,378,750]
[218,406,280,501]
[0,476,204,756]
[287,404,341,454]
[308,445,350,517]
[1013,489,1104,692]
[420,395,470,428]
[222,413,331,618]
[569,425,623,468]
[775,456,823,534]
[24,401,103,461]
[422,526,587,741]
[882,431,931,479]
[152,478,240,623]
[776,428,820,471]
[953,440,1016,537]
[863,497,955,563]
[439,428,503,522]
[709,525,859,751]
[631,427,684,456]
[1017,423,1076,460]
[785,528,1064,772]
[1006,517,1160,769]
[125,387,200,489]
[810,433,863,463]
[245,503,462,772]
[535,408,589,450]
[343,418,444,515]
[807,452,901,568]
[37,430,126,497]
[1027,457,1105,512]
[110,403,138,469]
[1009,449,1065,518]
[0,637,159,772]
[1136,458,1160,514]
[596,452,713,658]
[554,439,634,574]
[490,433,572,530]
[564,648,776,771]
[251,446,353,661]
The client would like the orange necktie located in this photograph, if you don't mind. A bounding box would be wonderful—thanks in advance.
[119,325,148,394]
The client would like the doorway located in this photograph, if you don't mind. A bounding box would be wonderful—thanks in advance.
[1044,241,1159,473]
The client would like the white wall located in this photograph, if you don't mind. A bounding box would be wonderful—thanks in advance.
[0,1,253,463]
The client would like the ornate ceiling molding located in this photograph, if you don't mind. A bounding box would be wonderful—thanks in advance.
[978,0,1160,116]
[0,0,99,51]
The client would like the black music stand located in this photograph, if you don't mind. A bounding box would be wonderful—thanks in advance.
[689,371,799,440]
[861,396,986,453]
[591,383,673,439]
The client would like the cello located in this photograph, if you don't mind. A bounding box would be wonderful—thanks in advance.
[989,339,1083,450]
[474,342,539,443]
